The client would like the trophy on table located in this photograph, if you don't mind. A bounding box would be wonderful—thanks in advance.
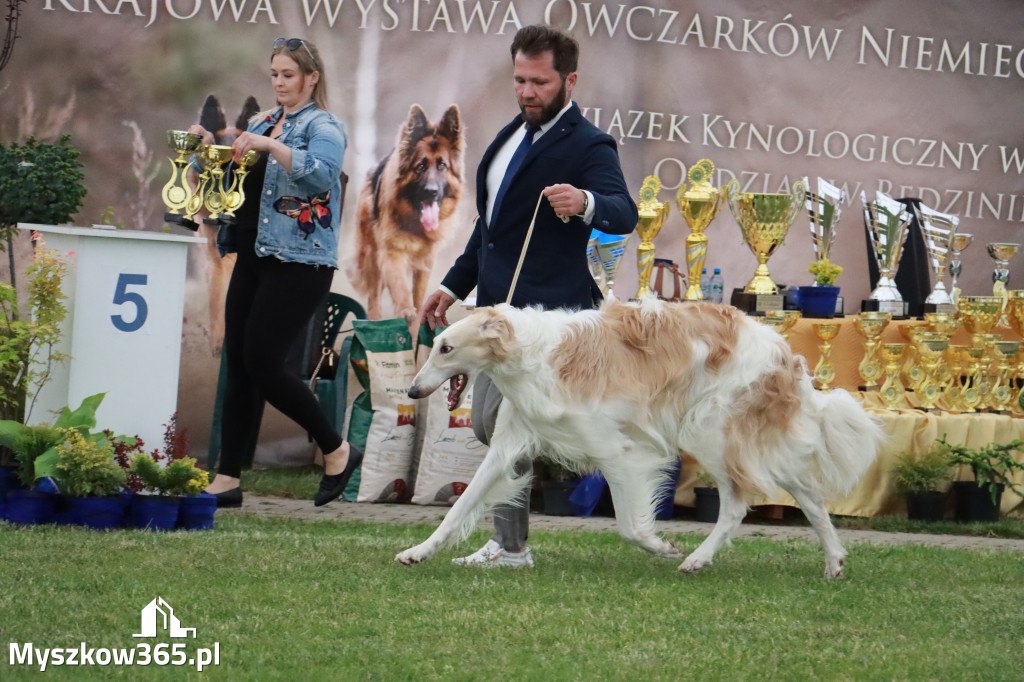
[633,176,671,298]
[948,232,974,303]
[676,159,725,301]
[878,343,908,410]
[587,229,628,300]
[1006,290,1024,411]
[725,178,807,313]
[161,130,205,231]
[989,341,1021,414]
[913,336,949,411]
[804,176,845,262]
[914,202,959,314]
[987,242,1021,326]
[813,322,841,390]
[854,311,892,390]
[762,309,801,341]
[862,191,912,317]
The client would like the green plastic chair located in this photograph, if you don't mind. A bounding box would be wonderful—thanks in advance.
[206,293,367,471]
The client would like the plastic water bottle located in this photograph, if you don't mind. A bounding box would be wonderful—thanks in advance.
[709,268,724,303]
[700,267,710,300]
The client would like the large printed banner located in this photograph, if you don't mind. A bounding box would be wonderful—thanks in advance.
[3,0,1023,457]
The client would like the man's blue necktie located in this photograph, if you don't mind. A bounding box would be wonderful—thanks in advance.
[491,125,538,223]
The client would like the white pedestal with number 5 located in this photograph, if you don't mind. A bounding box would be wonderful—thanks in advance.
[20,224,206,450]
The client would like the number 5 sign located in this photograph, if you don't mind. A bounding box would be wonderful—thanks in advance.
[19,224,206,451]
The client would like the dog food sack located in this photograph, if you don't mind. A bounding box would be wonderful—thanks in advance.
[411,325,487,506]
[349,318,418,503]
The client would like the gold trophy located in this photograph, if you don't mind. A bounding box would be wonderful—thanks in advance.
[924,311,959,396]
[676,159,725,301]
[915,202,959,313]
[634,175,671,298]
[862,191,912,316]
[960,346,988,413]
[813,322,840,390]
[987,242,1020,326]
[762,309,800,341]
[878,343,907,410]
[199,145,236,226]
[989,341,1020,413]
[804,176,845,261]
[913,336,948,411]
[945,344,967,411]
[1007,290,1024,411]
[218,149,260,226]
[854,311,892,390]
[948,232,973,303]
[161,130,204,231]
[725,178,807,311]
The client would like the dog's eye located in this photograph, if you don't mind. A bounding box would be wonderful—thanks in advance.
[437,161,447,171]
[439,343,452,355]
[415,159,428,174]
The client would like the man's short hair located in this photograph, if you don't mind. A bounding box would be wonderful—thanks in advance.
[510,24,579,78]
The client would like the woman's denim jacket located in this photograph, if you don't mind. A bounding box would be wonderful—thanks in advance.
[216,101,346,267]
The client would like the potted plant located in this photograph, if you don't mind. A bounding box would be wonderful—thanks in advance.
[891,447,951,522]
[0,423,63,524]
[936,436,1024,522]
[128,453,211,531]
[55,427,129,530]
[693,469,719,523]
[798,258,843,318]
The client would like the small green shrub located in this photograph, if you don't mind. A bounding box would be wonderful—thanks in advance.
[891,447,952,495]
[55,428,126,498]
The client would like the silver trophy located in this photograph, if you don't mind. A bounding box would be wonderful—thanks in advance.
[862,191,912,314]
[914,202,959,311]
[804,176,845,262]
[588,229,628,300]
[948,232,973,302]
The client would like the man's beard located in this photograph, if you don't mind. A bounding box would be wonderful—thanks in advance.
[519,79,567,126]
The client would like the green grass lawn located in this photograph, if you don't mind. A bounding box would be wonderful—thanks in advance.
[2,514,1023,681]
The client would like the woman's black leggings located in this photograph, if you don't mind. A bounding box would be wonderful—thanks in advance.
[217,229,342,478]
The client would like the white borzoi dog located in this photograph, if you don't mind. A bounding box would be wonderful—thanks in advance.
[397,298,886,577]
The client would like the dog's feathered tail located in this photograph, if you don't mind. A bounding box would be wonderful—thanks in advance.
[808,384,886,497]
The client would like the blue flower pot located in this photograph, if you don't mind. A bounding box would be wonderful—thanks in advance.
[797,285,840,318]
[71,495,129,530]
[177,492,217,531]
[4,489,59,525]
[129,495,181,531]
[0,467,25,501]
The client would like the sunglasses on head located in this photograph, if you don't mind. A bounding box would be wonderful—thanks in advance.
[273,37,315,63]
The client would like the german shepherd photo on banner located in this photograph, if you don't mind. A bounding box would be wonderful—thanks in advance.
[350,104,464,325]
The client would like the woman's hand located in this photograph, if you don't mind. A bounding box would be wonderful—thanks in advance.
[232,131,273,160]
[187,124,215,146]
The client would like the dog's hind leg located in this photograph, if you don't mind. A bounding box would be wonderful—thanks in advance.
[602,453,682,559]
[395,444,525,566]
[678,484,748,573]
[782,484,847,579]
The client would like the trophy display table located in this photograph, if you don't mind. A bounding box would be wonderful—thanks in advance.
[672,316,1024,518]
[19,223,205,450]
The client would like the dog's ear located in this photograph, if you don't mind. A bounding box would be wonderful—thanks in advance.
[400,104,429,148]
[236,95,260,131]
[478,313,511,340]
[438,105,461,152]
[198,94,227,145]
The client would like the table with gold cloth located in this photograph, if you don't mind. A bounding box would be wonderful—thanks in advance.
[673,316,1024,517]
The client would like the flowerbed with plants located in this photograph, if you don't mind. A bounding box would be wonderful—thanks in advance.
[0,393,216,531]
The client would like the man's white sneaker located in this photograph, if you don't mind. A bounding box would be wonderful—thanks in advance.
[452,539,502,565]
[451,540,534,568]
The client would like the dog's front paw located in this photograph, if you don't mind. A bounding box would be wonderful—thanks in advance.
[824,557,845,580]
[395,544,433,566]
[678,552,712,573]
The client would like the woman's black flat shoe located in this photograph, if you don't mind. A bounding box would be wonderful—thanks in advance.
[314,445,363,507]
[214,487,243,508]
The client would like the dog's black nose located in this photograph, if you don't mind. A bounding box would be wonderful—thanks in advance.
[408,385,422,399]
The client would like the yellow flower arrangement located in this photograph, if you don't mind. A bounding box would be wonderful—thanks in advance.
[808,258,843,286]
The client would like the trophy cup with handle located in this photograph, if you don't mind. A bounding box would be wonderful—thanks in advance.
[987,242,1021,326]
[862,191,912,316]
[588,229,628,300]
[915,202,959,314]
[161,130,204,231]
[676,159,725,301]
[634,176,670,299]
[725,178,806,313]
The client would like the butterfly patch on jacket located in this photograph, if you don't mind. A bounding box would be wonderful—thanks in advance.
[274,192,332,237]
